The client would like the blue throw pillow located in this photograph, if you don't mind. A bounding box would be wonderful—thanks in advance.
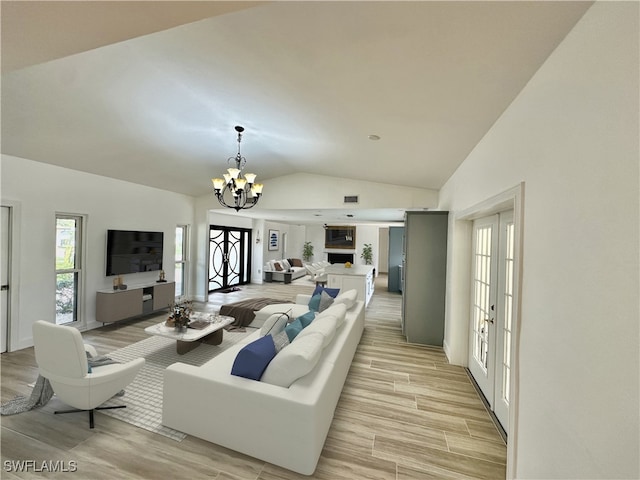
[297,310,316,328]
[284,318,304,342]
[312,285,340,298]
[231,335,277,380]
[308,293,322,312]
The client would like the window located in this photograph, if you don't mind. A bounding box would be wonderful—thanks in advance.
[175,225,188,296]
[55,215,83,325]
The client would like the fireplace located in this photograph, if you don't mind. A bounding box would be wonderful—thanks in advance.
[327,253,354,264]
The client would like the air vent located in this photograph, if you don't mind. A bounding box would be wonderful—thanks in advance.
[344,195,359,204]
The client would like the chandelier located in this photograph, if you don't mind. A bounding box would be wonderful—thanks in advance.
[211,125,263,211]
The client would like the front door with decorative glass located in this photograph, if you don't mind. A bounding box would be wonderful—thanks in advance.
[208,226,252,292]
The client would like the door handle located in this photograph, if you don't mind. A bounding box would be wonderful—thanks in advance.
[484,318,494,324]
[0,285,8,291]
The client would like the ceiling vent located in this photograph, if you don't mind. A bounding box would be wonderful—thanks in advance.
[344,195,359,204]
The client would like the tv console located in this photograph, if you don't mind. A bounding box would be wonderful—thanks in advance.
[96,281,175,324]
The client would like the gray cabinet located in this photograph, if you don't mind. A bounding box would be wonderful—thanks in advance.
[96,282,175,324]
[388,226,404,292]
[401,212,448,346]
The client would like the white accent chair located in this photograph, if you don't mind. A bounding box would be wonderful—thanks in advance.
[305,262,329,286]
[32,320,145,428]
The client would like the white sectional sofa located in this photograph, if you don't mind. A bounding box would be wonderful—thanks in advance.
[162,291,364,475]
[263,258,307,282]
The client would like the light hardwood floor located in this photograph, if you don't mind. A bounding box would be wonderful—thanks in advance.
[1,275,506,479]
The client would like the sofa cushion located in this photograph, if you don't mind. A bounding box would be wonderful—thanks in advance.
[290,258,303,267]
[273,262,283,271]
[312,285,340,298]
[315,303,348,327]
[281,259,291,270]
[333,289,358,310]
[295,314,338,348]
[261,333,325,387]
[253,304,308,326]
[231,335,277,380]
[260,311,291,337]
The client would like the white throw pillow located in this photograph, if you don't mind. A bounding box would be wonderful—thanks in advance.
[260,311,291,337]
[295,314,338,348]
[281,259,291,270]
[261,333,324,387]
[333,289,358,310]
[315,303,347,327]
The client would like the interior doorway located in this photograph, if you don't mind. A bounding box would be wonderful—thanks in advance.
[457,183,523,477]
[1,206,10,353]
[208,226,252,292]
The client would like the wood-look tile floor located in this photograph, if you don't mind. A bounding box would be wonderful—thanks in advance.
[1,275,506,479]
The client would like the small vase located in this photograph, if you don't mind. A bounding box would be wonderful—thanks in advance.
[174,324,187,333]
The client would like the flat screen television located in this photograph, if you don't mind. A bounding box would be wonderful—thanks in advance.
[106,229,164,276]
[325,225,356,249]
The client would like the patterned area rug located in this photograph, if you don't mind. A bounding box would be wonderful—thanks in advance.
[100,328,253,441]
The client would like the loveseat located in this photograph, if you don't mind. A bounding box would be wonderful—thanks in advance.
[162,290,364,475]
[263,258,307,282]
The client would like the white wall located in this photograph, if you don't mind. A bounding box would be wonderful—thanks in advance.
[305,224,325,263]
[304,224,380,270]
[355,225,379,270]
[257,172,438,210]
[438,3,639,479]
[263,221,305,263]
[1,155,195,349]
[378,227,389,273]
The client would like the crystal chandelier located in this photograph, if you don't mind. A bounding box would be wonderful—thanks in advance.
[212,126,264,211]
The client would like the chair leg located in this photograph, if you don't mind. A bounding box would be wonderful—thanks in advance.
[55,405,126,429]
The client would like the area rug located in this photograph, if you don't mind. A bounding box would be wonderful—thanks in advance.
[220,286,241,293]
[99,328,253,441]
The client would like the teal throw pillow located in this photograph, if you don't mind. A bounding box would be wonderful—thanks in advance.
[297,310,316,328]
[308,293,322,312]
[284,318,304,342]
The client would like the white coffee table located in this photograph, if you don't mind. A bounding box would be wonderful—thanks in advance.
[144,313,235,354]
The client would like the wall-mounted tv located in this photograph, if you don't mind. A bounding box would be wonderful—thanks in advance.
[106,230,164,276]
[325,225,356,249]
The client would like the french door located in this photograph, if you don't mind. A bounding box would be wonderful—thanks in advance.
[208,226,252,292]
[468,211,515,431]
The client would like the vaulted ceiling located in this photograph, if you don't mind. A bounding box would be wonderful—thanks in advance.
[1,1,592,223]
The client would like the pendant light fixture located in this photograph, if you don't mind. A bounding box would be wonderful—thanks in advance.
[211,125,263,211]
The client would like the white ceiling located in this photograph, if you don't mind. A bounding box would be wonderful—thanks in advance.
[1,1,592,224]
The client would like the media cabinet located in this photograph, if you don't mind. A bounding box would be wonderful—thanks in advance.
[96,281,175,324]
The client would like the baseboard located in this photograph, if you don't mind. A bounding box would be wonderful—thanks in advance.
[465,367,508,443]
[443,339,452,363]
